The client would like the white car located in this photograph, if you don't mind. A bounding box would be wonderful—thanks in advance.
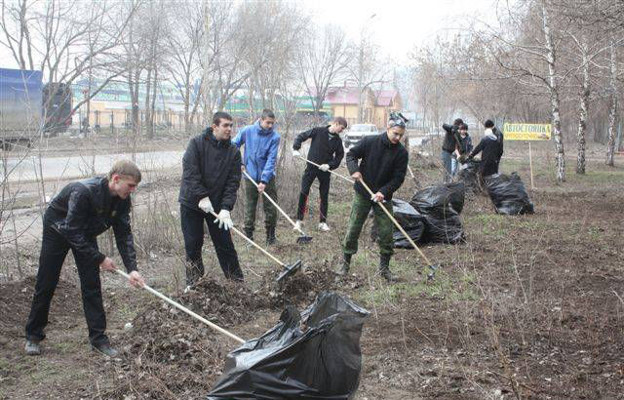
[343,123,379,147]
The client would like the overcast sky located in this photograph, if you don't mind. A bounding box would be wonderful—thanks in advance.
[0,0,496,70]
[302,0,496,65]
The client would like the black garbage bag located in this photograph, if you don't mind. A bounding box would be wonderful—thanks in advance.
[391,199,426,248]
[421,215,464,244]
[457,160,481,193]
[368,199,426,248]
[485,173,534,215]
[207,292,370,400]
[410,183,465,218]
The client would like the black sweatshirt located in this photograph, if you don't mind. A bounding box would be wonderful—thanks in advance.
[441,123,462,153]
[470,128,504,167]
[47,177,137,272]
[293,125,344,170]
[346,132,408,201]
[178,128,242,212]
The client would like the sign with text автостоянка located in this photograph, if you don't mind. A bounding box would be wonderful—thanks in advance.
[503,123,552,141]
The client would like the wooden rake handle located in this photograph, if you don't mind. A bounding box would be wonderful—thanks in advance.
[209,211,285,267]
[242,170,307,237]
[358,179,434,266]
[295,155,355,184]
[114,269,245,344]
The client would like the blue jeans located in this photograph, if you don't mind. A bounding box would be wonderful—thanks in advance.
[441,150,453,183]
[451,155,459,177]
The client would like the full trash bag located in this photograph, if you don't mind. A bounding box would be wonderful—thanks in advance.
[368,199,426,248]
[410,184,465,244]
[420,215,464,244]
[410,183,465,218]
[391,199,426,248]
[207,292,370,400]
[457,160,481,193]
[485,173,534,215]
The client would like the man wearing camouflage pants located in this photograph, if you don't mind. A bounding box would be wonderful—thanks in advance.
[337,113,409,282]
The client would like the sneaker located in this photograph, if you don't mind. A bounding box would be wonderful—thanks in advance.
[293,220,303,231]
[25,340,41,356]
[184,285,192,294]
[91,342,119,358]
[318,222,330,232]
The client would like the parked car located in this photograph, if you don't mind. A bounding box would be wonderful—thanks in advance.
[343,123,379,147]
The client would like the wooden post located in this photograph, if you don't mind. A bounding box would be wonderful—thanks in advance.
[528,141,535,190]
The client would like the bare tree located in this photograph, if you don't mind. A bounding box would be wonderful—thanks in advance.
[296,24,351,120]
[166,0,205,134]
[606,39,618,166]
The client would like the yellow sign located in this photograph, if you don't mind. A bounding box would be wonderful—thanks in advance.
[503,123,552,141]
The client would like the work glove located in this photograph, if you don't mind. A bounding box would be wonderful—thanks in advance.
[292,149,301,157]
[458,154,468,164]
[319,164,330,172]
[370,192,385,203]
[214,209,233,230]
[198,197,214,214]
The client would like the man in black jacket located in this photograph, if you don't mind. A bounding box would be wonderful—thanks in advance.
[179,111,243,288]
[292,117,347,232]
[468,119,504,179]
[441,118,463,182]
[24,160,145,357]
[337,114,409,282]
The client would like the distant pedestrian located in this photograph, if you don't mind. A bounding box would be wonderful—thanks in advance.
[468,119,504,179]
[441,118,463,182]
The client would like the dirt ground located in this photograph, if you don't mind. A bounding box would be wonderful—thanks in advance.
[1,139,623,399]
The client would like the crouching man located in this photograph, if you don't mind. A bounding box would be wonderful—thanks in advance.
[337,114,409,282]
[25,160,145,357]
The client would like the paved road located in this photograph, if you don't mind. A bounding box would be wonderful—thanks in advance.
[2,150,184,183]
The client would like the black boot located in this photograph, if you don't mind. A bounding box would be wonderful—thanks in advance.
[379,254,397,282]
[91,341,119,357]
[266,226,276,246]
[336,254,351,276]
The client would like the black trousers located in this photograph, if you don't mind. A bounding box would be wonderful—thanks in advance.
[480,160,500,178]
[296,166,331,222]
[25,213,108,345]
[180,204,243,285]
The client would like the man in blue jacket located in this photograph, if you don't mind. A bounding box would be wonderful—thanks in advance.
[232,109,281,245]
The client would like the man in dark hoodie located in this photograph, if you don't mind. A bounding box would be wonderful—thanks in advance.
[24,160,145,357]
[179,111,244,289]
[337,113,409,282]
[468,119,504,179]
[292,116,347,232]
[441,118,463,183]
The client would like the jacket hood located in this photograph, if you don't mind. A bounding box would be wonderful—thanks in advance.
[255,120,275,136]
[204,127,231,148]
[484,128,497,140]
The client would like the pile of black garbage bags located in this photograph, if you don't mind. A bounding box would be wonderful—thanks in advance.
[372,182,466,247]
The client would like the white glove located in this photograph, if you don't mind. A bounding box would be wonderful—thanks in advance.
[292,149,301,157]
[214,209,233,230]
[198,197,214,214]
[319,164,330,172]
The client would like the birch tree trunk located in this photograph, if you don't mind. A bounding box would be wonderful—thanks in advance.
[606,40,618,166]
[576,37,590,174]
[542,1,565,182]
